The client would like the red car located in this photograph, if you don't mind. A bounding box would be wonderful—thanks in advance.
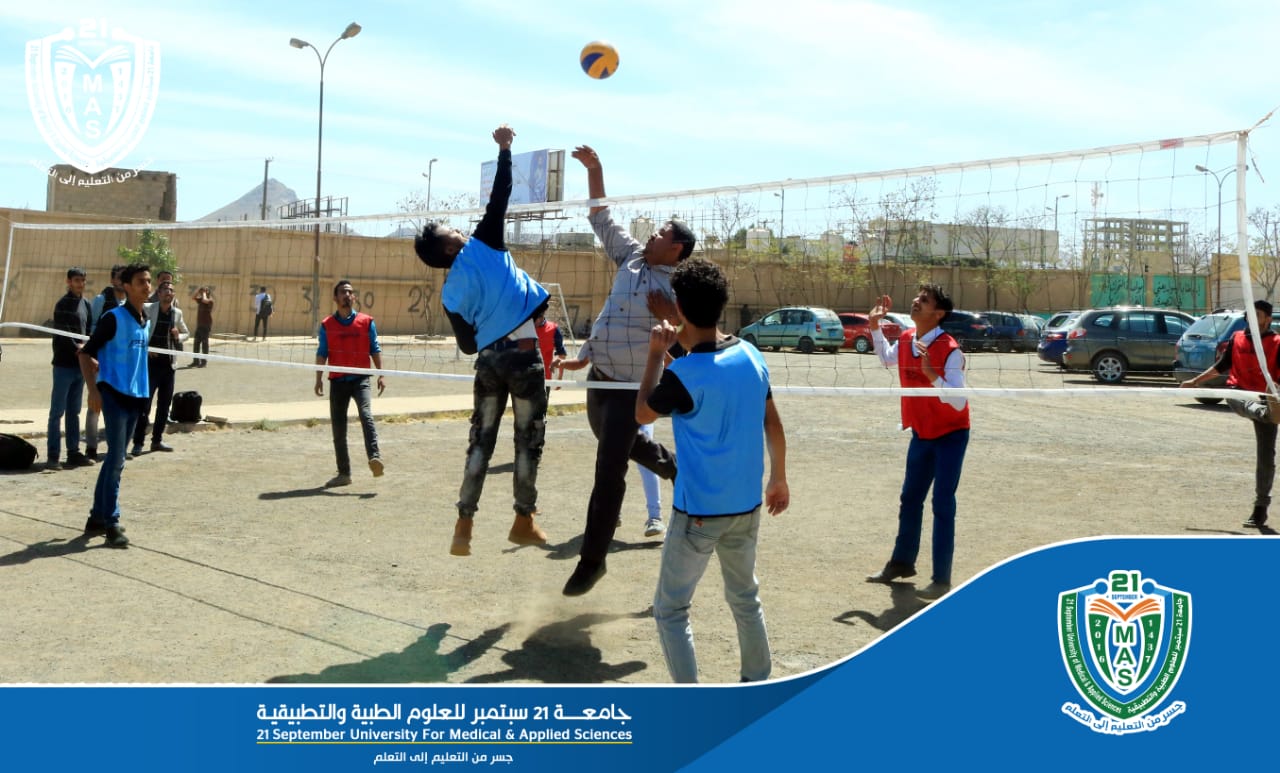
[839,312,905,354]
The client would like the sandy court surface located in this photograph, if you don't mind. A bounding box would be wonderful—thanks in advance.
[0,337,1265,684]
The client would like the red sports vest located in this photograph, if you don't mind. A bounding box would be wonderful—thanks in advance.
[321,312,374,379]
[1226,329,1280,392]
[898,329,971,439]
[535,319,558,379]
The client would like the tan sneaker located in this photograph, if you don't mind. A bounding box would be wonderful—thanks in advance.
[368,457,384,477]
[450,517,473,557]
[508,511,548,546]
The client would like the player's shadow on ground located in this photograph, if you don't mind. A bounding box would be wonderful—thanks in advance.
[1185,524,1277,536]
[265,622,512,684]
[258,488,377,501]
[0,535,95,567]
[526,532,664,561]
[464,612,648,684]
[833,583,928,633]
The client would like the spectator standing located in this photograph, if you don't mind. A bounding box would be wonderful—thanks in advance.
[47,267,95,470]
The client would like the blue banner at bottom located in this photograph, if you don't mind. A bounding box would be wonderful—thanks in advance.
[3,537,1274,770]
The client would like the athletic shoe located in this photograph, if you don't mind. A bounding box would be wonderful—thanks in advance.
[85,447,98,461]
[1244,507,1268,528]
[84,517,125,537]
[129,444,144,458]
[644,518,665,538]
[150,441,174,452]
[368,457,384,477]
[324,473,352,488]
[916,582,952,601]
[44,460,61,472]
[103,526,130,548]
[65,452,95,468]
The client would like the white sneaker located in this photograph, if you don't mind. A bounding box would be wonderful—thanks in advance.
[644,518,665,538]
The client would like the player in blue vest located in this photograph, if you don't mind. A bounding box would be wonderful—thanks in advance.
[78,262,153,548]
[414,124,551,556]
[637,258,790,683]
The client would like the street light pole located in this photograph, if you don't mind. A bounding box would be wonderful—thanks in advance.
[773,189,785,255]
[1196,163,1246,309]
[422,157,438,212]
[291,21,361,334]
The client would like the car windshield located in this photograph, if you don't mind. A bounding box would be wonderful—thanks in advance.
[813,310,842,326]
[1047,312,1079,328]
[1184,314,1235,339]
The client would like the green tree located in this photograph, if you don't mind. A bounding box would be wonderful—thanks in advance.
[117,229,179,281]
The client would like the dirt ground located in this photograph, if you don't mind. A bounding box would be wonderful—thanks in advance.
[0,336,1266,684]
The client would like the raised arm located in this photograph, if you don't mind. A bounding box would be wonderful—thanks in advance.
[473,124,516,250]
[571,145,606,216]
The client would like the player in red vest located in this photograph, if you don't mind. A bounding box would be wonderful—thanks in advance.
[864,284,970,600]
[314,280,386,488]
[1181,299,1280,528]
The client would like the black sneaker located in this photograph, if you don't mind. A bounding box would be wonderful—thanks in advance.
[65,452,95,468]
[85,447,98,461]
[84,517,126,537]
[150,441,174,453]
[103,526,130,548]
[562,559,607,597]
[1243,508,1268,528]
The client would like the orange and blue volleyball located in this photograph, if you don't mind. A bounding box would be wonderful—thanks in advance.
[580,41,619,79]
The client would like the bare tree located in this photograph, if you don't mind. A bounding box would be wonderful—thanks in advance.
[1166,230,1213,312]
[953,205,1018,308]
[396,191,481,235]
[1248,206,1280,301]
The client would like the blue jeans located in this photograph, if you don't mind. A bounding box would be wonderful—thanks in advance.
[457,347,546,518]
[329,377,380,476]
[892,428,969,584]
[91,386,144,525]
[653,508,770,683]
[47,365,84,461]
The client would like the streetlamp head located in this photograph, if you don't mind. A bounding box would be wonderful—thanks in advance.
[289,37,308,49]
[342,22,362,39]
[1195,164,1209,173]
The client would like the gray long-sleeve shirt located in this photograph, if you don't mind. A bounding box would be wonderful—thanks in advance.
[579,208,675,382]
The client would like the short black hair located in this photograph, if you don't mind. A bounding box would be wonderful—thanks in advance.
[414,222,454,268]
[119,263,150,285]
[919,282,954,321]
[333,279,353,297]
[66,267,85,279]
[670,258,728,329]
[110,264,125,279]
[1256,299,1273,316]
[669,220,696,261]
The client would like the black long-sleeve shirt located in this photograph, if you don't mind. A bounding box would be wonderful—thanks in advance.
[446,148,512,354]
[51,291,90,368]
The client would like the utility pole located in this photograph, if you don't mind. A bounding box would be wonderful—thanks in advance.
[260,157,273,220]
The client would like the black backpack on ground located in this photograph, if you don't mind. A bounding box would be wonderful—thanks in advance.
[171,391,203,423]
[0,434,38,470]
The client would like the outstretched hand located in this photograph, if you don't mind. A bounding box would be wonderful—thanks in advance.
[868,294,891,328]
[493,124,515,149]
[647,290,678,325]
[571,145,601,170]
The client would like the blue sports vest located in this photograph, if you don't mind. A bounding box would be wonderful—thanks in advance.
[666,340,770,516]
[441,239,549,350]
[97,305,151,398]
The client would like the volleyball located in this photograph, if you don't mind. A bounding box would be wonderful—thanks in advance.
[580,41,619,79]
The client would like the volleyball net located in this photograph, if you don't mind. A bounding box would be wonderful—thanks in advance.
[0,126,1267,402]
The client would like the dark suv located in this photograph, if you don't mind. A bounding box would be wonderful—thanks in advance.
[1061,306,1195,383]
[939,311,992,352]
[981,311,1043,353]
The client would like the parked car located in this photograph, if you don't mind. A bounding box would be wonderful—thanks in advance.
[883,312,915,340]
[1172,310,1280,403]
[1061,306,1195,383]
[740,306,845,353]
[1037,310,1084,365]
[982,311,1043,353]
[938,311,992,352]
[839,311,908,353]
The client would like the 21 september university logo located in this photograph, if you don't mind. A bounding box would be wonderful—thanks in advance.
[1058,569,1190,735]
[25,19,160,174]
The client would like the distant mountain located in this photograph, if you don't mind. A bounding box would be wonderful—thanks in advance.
[198,179,300,222]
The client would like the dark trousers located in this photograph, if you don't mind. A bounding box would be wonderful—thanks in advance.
[891,428,969,585]
[457,347,547,518]
[133,357,175,448]
[253,314,269,339]
[193,325,211,364]
[580,368,677,564]
[1227,398,1277,509]
[329,376,380,476]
